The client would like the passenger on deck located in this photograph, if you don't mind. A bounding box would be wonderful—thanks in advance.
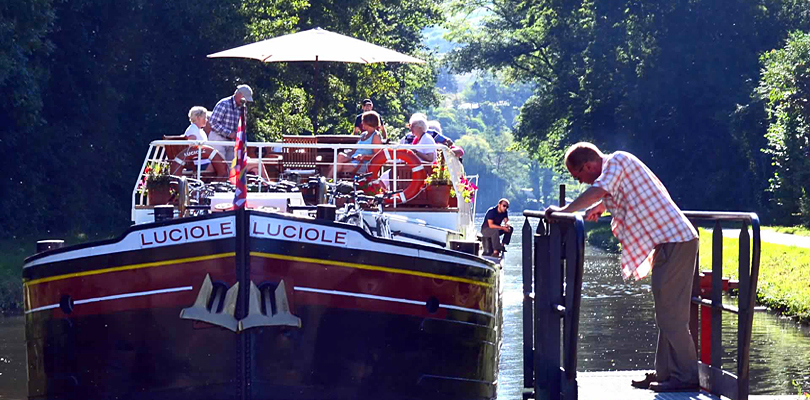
[185,106,209,141]
[407,114,436,163]
[427,120,452,146]
[182,106,214,172]
[353,99,388,140]
[544,142,699,393]
[427,120,465,161]
[399,112,426,145]
[327,111,384,179]
[481,199,513,257]
[209,84,253,163]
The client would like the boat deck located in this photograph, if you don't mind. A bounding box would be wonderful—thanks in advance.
[576,371,800,400]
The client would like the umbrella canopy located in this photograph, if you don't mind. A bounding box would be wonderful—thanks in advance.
[207,27,425,64]
[208,27,425,134]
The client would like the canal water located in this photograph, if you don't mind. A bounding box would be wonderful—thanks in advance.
[0,215,808,398]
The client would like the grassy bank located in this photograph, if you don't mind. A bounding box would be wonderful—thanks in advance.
[698,228,810,325]
[0,238,38,313]
[584,221,620,253]
[0,231,120,314]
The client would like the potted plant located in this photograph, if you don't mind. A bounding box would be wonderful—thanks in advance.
[450,176,478,207]
[142,161,174,205]
[424,152,452,207]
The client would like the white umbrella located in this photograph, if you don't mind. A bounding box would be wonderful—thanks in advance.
[208,28,425,134]
[208,27,425,64]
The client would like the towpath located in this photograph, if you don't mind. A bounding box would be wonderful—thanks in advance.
[723,229,810,249]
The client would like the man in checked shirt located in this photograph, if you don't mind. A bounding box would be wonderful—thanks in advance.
[209,84,254,163]
[545,142,699,393]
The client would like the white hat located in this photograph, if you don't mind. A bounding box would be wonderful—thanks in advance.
[235,84,254,102]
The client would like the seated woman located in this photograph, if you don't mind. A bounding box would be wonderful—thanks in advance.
[185,106,209,141]
[183,106,215,173]
[407,114,437,163]
[326,111,384,179]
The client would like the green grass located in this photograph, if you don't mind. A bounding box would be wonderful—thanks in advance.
[698,228,810,324]
[765,225,810,237]
[584,221,620,253]
[0,230,120,314]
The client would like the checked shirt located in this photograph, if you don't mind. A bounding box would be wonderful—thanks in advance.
[209,96,240,138]
[592,152,697,280]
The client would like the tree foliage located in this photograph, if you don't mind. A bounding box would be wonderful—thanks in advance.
[0,0,443,240]
[447,0,810,213]
[758,31,810,225]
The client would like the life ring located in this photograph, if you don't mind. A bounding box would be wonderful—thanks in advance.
[170,145,228,179]
[366,148,427,204]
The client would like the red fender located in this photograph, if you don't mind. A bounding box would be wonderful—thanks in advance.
[170,145,228,179]
[366,148,427,204]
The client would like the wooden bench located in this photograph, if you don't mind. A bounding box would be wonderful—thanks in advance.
[281,135,318,176]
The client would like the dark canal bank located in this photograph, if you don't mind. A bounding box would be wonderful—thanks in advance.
[0,216,808,399]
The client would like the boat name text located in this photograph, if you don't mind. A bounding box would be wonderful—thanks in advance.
[139,220,235,247]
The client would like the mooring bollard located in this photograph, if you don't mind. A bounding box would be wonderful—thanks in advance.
[36,239,64,253]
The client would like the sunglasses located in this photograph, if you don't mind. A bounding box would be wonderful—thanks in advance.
[501,203,509,209]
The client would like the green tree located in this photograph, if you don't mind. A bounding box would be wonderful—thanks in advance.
[757,31,810,225]
[447,0,810,212]
[0,0,55,238]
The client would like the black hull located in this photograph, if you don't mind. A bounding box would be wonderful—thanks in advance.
[28,306,498,400]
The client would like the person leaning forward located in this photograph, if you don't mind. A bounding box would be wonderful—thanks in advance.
[481,198,512,257]
[209,84,253,163]
[544,142,699,393]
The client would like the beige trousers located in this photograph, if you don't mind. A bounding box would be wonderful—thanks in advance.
[651,239,699,384]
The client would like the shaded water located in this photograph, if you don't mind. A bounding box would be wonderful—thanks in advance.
[0,216,808,399]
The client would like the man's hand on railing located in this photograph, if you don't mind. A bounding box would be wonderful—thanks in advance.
[544,205,563,221]
[584,202,606,222]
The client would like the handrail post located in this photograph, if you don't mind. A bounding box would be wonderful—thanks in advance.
[546,223,562,400]
[522,217,535,395]
[523,210,585,400]
[534,226,550,400]
[737,222,751,400]
[711,222,723,375]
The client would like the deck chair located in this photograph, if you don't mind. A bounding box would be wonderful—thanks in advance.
[281,135,318,177]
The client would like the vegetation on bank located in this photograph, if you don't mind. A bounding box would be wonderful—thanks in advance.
[698,229,810,325]
[0,230,122,314]
[766,226,810,237]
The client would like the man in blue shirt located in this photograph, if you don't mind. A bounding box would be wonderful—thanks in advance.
[481,198,512,257]
[209,85,253,162]
[353,99,387,139]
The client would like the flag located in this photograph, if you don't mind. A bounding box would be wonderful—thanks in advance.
[229,112,248,208]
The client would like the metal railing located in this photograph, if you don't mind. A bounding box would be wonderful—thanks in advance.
[520,210,760,400]
[522,210,585,400]
[683,211,761,400]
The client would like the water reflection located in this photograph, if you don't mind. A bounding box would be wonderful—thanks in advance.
[0,216,808,399]
[496,216,810,399]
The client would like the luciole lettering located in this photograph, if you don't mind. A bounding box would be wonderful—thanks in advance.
[169,229,183,241]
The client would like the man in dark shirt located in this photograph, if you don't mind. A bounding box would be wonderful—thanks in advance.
[353,99,387,139]
[481,198,513,257]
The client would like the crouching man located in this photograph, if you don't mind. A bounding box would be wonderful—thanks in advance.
[481,198,512,257]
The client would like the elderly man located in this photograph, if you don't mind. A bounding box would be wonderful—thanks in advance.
[406,113,436,162]
[209,85,253,162]
[544,142,699,393]
[353,99,387,139]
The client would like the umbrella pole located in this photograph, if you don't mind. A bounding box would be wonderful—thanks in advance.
[312,57,319,135]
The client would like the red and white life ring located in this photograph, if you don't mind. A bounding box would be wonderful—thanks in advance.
[170,145,228,179]
[366,148,427,204]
